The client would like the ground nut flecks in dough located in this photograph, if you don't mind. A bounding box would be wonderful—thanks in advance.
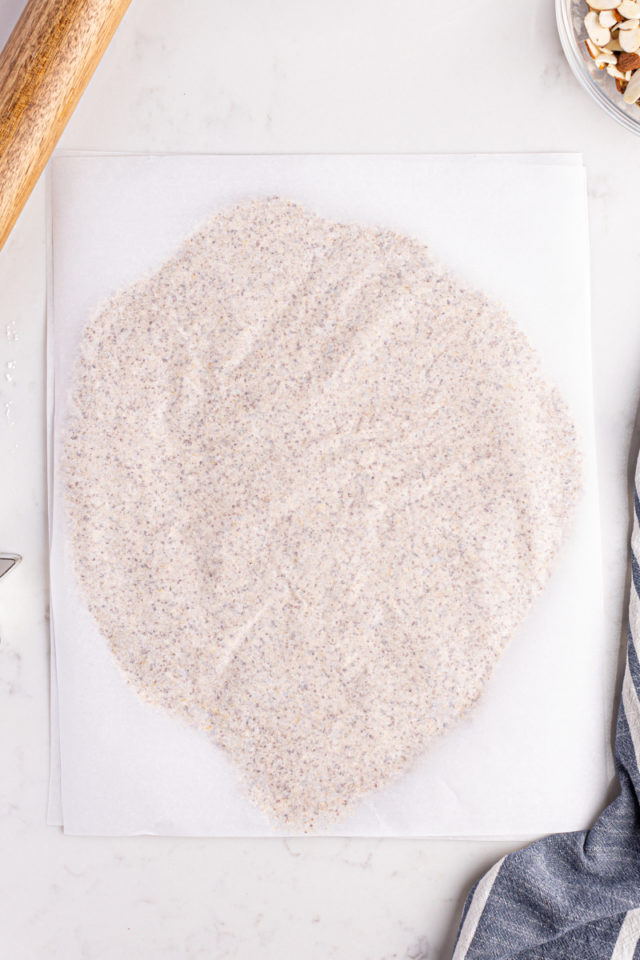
[64,197,582,830]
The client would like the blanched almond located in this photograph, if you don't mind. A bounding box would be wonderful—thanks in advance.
[623,65,640,98]
[596,49,618,64]
[619,24,640,49]
[587,0,617,8]
[600,9,619,25]
[585,10,612,43]
[617,0,640,16]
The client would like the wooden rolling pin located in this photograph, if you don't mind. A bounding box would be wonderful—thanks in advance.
[0,0,132,251]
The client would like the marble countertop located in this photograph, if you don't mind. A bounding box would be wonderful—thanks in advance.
[1,1,639,957]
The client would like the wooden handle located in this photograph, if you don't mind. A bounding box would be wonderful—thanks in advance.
[0,0,132,251]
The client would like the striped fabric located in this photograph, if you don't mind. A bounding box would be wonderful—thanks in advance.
[452,471,640,960]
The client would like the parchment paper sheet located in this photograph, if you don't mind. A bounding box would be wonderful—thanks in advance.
[48,153,607,836]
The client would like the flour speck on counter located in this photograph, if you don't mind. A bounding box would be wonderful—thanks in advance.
[63,197,582,830]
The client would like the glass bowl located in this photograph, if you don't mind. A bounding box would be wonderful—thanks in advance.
[556,0,640,136]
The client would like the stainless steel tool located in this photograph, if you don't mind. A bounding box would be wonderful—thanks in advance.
[0,554,21,580]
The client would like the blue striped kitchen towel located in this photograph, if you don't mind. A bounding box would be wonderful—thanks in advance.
[452,464,640,960]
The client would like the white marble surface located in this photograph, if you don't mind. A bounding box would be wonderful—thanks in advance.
[1,0,639,957]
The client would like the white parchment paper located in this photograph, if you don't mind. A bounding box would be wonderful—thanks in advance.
[48,153,606,836]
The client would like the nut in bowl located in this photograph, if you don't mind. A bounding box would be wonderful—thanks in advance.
[557,0,640,134]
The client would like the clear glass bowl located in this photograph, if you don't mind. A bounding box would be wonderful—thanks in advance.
[556,0,640,136]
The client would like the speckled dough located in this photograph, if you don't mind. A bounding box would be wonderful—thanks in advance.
[64,197,582,830]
